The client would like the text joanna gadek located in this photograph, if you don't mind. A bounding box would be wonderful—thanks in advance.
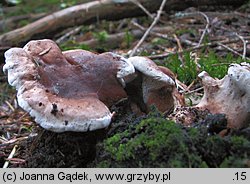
[19,172,89,182]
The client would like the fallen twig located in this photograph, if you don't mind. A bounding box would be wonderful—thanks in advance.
[0,136,29,146]
[6,158,26,165]
[130,0,154,19]
[0,0,245,47]
[129,0,168,57]
[56,26,82,44]
[196,12,210,47]
[218,42,250,60]
[131,20,197,46]
[3,145,17,168]
[185,87,204,95]
[235,33,247,59]
[5,100,15,112]
[173,34,183,52]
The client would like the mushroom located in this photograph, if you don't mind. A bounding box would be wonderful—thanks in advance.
[196,63,250,129]
[3,39,134,132]
[126,56,176,113]
[3,39,177,132]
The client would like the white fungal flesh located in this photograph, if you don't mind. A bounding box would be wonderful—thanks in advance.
[3,48,37,89]
[115,54,135,87]
[128,56,175,86]
[17,86,112,132]
[197,63,250,129]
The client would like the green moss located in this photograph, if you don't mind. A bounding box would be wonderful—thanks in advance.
[220,136,250,168]
[97,117,205,167]
[175,29,197,37]
[163,52,198,84]
[93,31,108,43]
[151,38,169,46]
[18,19,30,27]
[124,30,134,48]
[0,84,15,104]
[95,113,250,168]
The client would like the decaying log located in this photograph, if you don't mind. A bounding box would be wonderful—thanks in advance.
[0,0,247,47]
[196,63,250,129]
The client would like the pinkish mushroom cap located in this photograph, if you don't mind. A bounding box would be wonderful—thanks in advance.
[3,39,135,132]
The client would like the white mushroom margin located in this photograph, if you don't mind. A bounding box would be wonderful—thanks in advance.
[3,47,112,132]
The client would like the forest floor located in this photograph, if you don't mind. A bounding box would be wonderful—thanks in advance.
[0,0,250,168]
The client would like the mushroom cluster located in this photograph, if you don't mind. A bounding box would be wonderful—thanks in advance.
[3,39,177,132]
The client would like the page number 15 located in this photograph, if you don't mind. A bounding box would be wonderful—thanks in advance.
[234,172,247,181]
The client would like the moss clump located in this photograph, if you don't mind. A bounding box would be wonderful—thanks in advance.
[94,113,250,168]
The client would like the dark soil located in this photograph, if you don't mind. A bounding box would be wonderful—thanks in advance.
[18,129,106,167]
[13,99,137,168]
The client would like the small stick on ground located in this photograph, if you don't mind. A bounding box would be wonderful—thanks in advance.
[185,87,204,95]
[235,33,247,59]
[218,42,250,60]
[173,11,210,47]
[173,34,183,52]
[5,100,15,112]
[131,20,169,40]
[0,136,29,148]
[129,0,168,57]
[130,0,154,19]
[196,12,210,47]
[3,145,18,168]
[131,20,196,46]
[173,34,185,65]
[56,26,82,44]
